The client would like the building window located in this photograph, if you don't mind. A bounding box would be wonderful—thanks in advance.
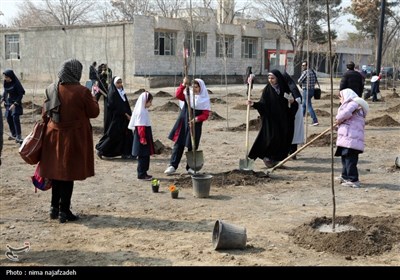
[242,37,257,59]
[154,31,176,56]
[186,33,207,57]
[216,35,234,58]
[5,34,20,60]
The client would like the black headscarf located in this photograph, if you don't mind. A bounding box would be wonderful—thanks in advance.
[3,69,25,97]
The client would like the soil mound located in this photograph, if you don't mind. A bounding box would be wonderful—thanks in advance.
[153,101,180,112]
[232,104,247,110]
[210,98,226,104]
[306,133,334,147]
[168,169,269,188]
[154,91,172,97]
[314,109,331,117]
[367,115,400,127]
[385,104,400,113]
[209,111,225,121]
[133,89,146,95]
[290,215,400,256]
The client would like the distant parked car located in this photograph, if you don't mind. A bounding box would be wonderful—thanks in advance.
[362,65,375,78]
[381,66,394,78]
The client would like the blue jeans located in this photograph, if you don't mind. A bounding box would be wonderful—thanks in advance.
[302,88,318,124]
[6,110,22,138]
[170,142,191,171]
[341,154,359,182]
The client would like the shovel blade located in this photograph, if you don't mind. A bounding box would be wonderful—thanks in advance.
[239,158,254,171]
[186,150,204,171]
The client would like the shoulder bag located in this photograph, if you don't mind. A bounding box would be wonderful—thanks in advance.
[19,116,48,165]
[31,163,52,192]
[313,70,321,100]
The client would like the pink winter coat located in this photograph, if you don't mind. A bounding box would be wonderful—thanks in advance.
[336,100,366,152]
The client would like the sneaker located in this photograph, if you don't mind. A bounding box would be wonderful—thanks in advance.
[341,181,361,188]
[335,176,348,184]
[164,166,176,175]
[8,136,16,141]
[187,168,195,175]
[138,175,153,181]
[311,122,319,126]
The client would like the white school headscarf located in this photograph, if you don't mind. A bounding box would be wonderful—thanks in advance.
[340,88,369,115]
[183,78,211,110]
[114,76,126,101]
[128,91,151,130]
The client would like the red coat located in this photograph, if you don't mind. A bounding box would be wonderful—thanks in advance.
[40,84,100,181]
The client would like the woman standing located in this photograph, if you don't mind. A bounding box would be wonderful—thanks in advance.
[335,88,368,188]
[128,91,155,180]
[40,58,99,223]
[95,76,133,159]
[2,69,25,144]
[283,72,304,159]
[164,77,211,175]
[247,70,298,167]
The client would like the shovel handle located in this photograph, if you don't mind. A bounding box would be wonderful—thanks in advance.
[245,81,252,159]
[268,124,337,173]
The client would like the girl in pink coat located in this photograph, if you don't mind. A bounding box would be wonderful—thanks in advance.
[335,88,369,188]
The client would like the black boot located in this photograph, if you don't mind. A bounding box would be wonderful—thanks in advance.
[59,210,79,223]
[49,207,59,219]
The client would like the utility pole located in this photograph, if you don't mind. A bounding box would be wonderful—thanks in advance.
[376,0,386,75]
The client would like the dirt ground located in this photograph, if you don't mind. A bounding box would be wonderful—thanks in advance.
[1,79,399,269]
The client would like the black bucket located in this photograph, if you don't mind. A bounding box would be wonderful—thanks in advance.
[212,220,247,250]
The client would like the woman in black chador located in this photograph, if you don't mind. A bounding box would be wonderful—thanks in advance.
[95,76,133,159]
[246,69,298,168]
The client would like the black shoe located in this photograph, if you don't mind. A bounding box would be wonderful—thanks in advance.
[122,154,136,160]
[59,211,79,223]
[50,207,59,219]
[138,175,153,181]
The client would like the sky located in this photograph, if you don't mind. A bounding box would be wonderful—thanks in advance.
[0,0,356,39]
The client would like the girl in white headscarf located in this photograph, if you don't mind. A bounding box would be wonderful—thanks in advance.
[335,88,369,188]
[164,77,211,175]
[128,91,154,180]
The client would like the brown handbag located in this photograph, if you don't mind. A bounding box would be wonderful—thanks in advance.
[19,116,48,165]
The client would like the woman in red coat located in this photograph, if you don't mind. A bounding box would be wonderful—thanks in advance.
[40,58,100,223]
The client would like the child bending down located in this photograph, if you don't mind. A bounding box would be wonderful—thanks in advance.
[128,91,154,180]
[335,88,369,188]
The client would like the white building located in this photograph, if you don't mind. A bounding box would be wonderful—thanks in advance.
[0,9,371,87]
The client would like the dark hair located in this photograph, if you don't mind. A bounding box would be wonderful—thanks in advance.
[346,61,355,70]
[147,92,153,102]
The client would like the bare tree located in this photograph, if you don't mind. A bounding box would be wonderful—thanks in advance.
[111,0,155,20]
[347,0,400,61]
[251,0,341,70]
[154,0,185,18]
[11,0,100,27]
